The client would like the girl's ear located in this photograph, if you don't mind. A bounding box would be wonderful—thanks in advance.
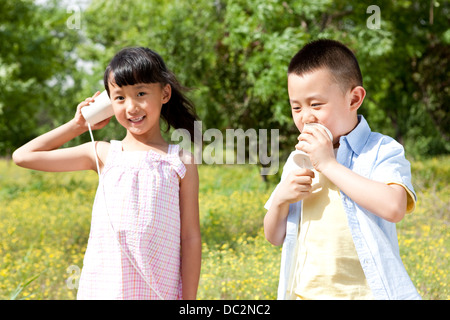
[162,84,172,104]
[349,86,366,112]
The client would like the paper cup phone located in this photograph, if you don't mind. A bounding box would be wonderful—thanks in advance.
[81,90,114,125]
[292,123,333,169]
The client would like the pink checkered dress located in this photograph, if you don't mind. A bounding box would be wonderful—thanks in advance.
[77,140,186,300]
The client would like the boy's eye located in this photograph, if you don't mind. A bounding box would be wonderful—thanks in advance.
[137,92,146,97]
[311,103,323,107]
[115,96,124,101]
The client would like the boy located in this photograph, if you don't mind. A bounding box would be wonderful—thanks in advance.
[264,39,420,300]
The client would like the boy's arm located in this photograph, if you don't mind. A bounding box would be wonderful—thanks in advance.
[179,152,201,299]
[264,197,290,246]
[321,162,407,222]
[13,93,111,173]
[264,168,314,246]
[298,126,408,223]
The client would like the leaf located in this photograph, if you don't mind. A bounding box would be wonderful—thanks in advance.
[9,273,41,300]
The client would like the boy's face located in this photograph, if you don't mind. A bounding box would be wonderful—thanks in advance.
[288,68,364,146]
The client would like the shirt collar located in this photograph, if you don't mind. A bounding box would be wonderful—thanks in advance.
[339,115,371,155]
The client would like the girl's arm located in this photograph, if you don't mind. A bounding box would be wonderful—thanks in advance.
[13,93,111,173]
[179,152,201,300]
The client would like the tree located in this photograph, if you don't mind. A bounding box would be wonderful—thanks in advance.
[3,0,448,160]
[0,0,81,156]
[211,0,449,157]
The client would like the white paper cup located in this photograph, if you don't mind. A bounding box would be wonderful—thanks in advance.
[292,150,314,169]
[302,123,333,141]
[292,123,333,169]
[81,90,114,125]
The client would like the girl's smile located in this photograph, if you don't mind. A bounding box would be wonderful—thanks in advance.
[108,82,171,143]
[128,115,146,124]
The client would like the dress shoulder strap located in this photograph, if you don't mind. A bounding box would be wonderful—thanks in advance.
[109,140,123,152]
[100,140,122,174]
[168,144,180,155]
[166,144,187,179]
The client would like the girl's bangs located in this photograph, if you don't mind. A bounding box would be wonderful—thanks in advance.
[105,48,164,88]
[108,62,158,87]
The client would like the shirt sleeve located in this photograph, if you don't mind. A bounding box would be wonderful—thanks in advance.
[387,182,416,214]
[370,137,417,214]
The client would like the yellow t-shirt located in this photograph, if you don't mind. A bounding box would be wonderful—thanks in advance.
[288,170,374,300]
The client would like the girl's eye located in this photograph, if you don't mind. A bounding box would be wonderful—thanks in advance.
[137,92,146,97]
[311,103,323,107]
[115,96,124,101]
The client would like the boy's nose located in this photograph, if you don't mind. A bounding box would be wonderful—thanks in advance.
[301,109,316,124]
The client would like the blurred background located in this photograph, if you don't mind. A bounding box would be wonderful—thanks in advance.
[0,0,449,300]
[0,0,448,161]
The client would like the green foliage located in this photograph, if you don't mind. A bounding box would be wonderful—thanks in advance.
[398,156,450,298]
[0,158,448,299]
[1,0,448,158]
[77,0,450,158]
[0,0,81,154]
[199,164,272,247]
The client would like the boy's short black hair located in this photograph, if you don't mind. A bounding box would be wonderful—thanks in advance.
[288,39,363,91]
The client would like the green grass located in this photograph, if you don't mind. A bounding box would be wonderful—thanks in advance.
[0,157,448,299]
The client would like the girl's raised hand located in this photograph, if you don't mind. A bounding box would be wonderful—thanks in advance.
[75,91,112,130]
[13,91,112,172]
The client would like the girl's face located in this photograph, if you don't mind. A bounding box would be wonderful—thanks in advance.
[108,81,171,138]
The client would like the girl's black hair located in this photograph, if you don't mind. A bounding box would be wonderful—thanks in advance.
[104,47,198,141]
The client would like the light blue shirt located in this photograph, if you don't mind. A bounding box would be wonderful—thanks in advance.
[265,115,421,300]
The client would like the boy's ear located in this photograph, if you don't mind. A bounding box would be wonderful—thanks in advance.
[162,84,172,104]
[349,86,366,111]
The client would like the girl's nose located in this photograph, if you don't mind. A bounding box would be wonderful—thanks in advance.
[126,99,139,114]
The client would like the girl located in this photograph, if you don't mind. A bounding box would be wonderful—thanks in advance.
[13,47,201,300]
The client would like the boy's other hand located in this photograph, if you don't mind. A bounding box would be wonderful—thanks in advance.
[275,168,315,204]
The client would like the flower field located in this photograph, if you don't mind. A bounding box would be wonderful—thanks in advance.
[0,157,448,300]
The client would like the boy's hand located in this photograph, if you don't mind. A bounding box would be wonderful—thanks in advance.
[275,168,315,204]
[74,91,111,130]
[296,126,335,172]
[264,163,314,246]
